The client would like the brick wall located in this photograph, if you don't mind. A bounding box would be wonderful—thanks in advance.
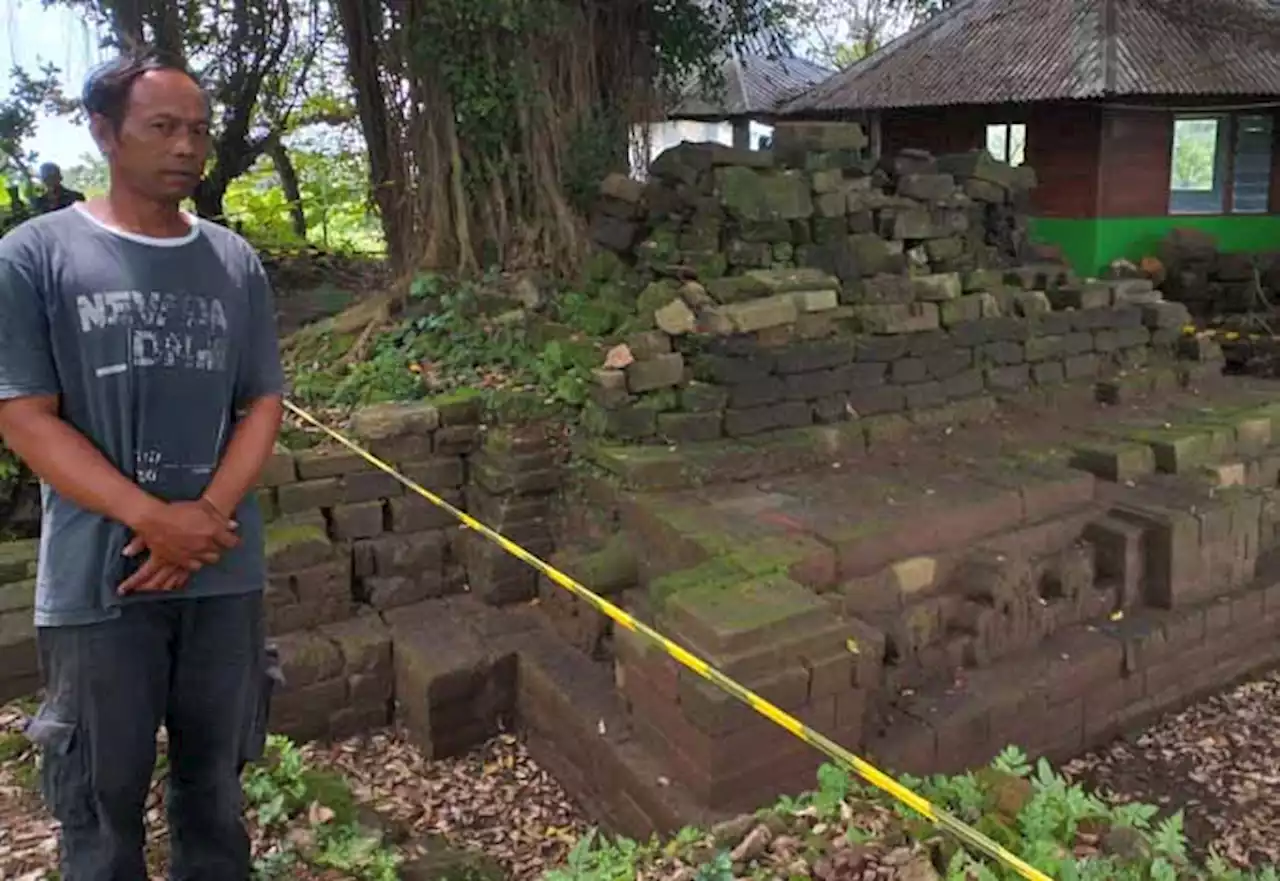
[257,402,566,740]
[0,540,37,702]
[0,398,568,745]
[590,276,1190,445]
[866,572,1280,778]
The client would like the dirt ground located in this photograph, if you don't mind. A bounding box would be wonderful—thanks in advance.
[0,704,587,881]
[1066,669,1280,868]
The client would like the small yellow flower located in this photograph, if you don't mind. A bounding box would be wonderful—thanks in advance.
[1225,331,1241,341]
[1182,324,1197,335]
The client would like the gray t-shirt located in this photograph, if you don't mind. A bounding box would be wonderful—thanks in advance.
[0,205,284,627]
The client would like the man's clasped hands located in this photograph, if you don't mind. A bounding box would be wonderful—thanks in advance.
[118,496,239,595]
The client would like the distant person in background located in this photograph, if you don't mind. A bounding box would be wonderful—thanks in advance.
[3,185,30,232]
[32,162,86,214]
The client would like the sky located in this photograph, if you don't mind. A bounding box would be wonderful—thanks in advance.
[2,0,105,168]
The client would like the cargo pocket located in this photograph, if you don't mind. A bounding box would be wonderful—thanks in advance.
[240,643,284,767]
[26,713,95,827]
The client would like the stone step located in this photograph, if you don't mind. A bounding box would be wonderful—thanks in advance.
[1072,399,1280,482]
[378,595,717,839]
[864,572,1280,779]
[534,536,639,659]
[517,623,717,838]
[386,600,524,759]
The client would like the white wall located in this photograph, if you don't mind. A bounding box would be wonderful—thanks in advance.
[630,120,775,179]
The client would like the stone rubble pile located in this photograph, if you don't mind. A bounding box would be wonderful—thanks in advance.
[1155,227,1280,316]
[591,122,1039,284]
[581,123,1190,446]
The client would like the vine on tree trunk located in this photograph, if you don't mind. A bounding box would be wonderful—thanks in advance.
[336,0,794,278]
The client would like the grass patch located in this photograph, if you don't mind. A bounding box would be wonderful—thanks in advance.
[243,735,398,881]
[544,747,1279,881]
[283,270,637,419]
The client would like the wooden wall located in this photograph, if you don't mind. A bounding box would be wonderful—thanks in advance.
[879,102,1102,218]
[878,100,1280,219]
[880,106,987,156]
[1089,103,1280,217]
[1026,104,1101,218]
[1095,109,1171,216]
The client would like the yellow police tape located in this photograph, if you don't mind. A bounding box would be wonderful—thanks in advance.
[282,399,1053,881]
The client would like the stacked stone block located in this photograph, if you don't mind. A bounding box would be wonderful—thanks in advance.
[256,398,494,742]
[0,539,37,702]
[1155,226,1280,316]
[536,536,638,658]
[388,599,522,758]
[463,425,561,605]
[585,127,1195,445]
[617,576,865,813]
[592,125,1037,280]
[268,614,394,741]
[868,578,1280,778]
[590,282,1191,444]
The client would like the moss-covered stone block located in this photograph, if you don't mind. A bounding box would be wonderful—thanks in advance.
[741,267,839,294]
[714,166,814,223]
[0,578,35,614]
[1180,406,1274,457]
[706,274,773,305]
[680,382,729,413]
[662,573,828,654]
[1069,442,1156,483]
[349,401,441,441]
[1121,427,1225,474]
[265,519,334,573]
[636,279,682,320]
[647,557,752,610]
[561,536,638,596]
[693,252,729,281]
[581,442,682,487]
[0,539,37,584]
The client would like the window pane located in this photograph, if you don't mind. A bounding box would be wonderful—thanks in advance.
[1170,118,1220,190]
[985,124,1009,162]
[1170,116,1225,214]
[1009,123,1027,167]
[1232,114,1273,214]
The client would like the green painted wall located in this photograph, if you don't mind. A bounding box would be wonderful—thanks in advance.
[1029,215,1280,278]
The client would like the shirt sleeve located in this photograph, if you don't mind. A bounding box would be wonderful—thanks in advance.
[234,252,286,405]
[0,254,59,401]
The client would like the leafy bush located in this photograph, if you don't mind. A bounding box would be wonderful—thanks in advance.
[542,747,1279,881]
[242,735,399,881]
[287,271,608,415]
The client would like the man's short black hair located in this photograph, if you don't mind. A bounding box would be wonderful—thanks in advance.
[82,49,204,130]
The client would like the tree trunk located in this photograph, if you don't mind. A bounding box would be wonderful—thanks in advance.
[266,136,306,239]
[193,175,229,222]
[335,0,409,270]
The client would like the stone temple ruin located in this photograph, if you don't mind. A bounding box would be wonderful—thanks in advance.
[6,121,1280,840]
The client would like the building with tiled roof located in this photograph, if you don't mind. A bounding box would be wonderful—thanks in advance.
[635,49,834,176]
[781,0,1280,275]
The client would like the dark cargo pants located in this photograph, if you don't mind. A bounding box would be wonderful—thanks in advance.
[26,592,272,881]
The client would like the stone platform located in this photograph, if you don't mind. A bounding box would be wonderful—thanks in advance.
[7,359,1280,845]
[550,366,1280,822]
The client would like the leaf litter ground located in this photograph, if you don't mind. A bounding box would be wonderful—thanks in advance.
[5,671,1280,878]
[0,705,586,881]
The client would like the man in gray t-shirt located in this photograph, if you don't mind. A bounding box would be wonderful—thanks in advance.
[0,50,283,881]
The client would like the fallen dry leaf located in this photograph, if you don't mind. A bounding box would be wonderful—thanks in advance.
[0,702,587,881]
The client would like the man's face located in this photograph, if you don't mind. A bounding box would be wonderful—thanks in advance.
[41,169,61,190]
[95,69,211,203]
